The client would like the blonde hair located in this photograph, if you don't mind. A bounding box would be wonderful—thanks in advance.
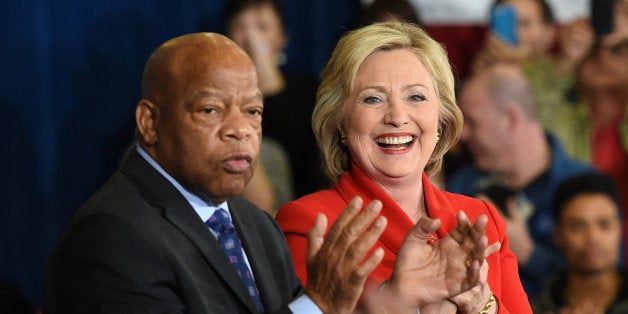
[312,22,463,182]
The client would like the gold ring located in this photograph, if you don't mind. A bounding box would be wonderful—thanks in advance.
[465,258,471,268]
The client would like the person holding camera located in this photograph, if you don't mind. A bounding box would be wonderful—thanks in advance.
[471,0,596,163]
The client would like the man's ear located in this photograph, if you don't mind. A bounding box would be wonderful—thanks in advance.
[136,99,159,146]
[502,102,520,131]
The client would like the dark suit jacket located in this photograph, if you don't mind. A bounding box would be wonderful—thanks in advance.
[43,149,302,313]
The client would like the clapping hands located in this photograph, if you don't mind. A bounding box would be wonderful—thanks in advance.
[378,211,497,313]
[303,197,499,314]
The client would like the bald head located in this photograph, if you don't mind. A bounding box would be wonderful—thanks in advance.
[141,33,256,105]
[135,32,263,203]
[465,63,538,121]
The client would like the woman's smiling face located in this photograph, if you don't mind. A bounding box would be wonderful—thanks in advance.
[342,48,440,184]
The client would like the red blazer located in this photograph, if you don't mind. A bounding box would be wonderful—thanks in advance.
[276,164,531,313]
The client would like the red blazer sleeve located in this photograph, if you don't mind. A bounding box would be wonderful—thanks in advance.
[276,201,310,285]
[481,199,532,313]
[276,192,342,285]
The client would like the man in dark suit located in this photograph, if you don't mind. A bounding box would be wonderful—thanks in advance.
[43,32,489,313]
[42,32,390,314]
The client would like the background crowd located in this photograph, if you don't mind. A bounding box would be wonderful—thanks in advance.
[1,0,626,312]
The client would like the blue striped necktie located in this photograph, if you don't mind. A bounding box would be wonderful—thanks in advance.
[206,208,264,312]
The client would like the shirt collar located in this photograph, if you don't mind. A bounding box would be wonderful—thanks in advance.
[135,146,229,222]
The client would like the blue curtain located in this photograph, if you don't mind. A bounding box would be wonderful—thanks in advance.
[0,0,359,307]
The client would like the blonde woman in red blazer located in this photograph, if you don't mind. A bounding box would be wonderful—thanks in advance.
[276,22,531,313]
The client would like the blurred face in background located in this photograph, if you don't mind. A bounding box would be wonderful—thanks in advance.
[555,193,622,274]
[342,49,440,185]
[227,2,286,60]
[507,0,555,56]
[578,51,628,128]
[458,78,511,173]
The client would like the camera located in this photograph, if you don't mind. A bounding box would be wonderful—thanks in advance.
[479,181,534,219]
[481,183,515,215]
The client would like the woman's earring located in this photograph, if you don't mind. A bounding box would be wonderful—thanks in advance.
[339,129,348,145]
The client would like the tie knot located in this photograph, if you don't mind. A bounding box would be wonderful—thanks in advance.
[206,208,235,233]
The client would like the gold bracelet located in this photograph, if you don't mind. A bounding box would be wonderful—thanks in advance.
[479,293,496,314]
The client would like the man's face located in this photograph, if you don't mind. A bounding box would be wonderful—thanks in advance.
[555,193,622,274]
[154,51,263,203]
[578,47,628,127]
[458,80,510,172]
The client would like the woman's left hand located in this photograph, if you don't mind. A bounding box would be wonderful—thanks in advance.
[449,242,501,314]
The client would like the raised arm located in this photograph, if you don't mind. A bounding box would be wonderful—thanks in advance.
[304,197,387,313]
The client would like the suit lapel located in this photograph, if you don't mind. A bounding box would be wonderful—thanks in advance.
[163,204,259,312]
[120,149,259,312]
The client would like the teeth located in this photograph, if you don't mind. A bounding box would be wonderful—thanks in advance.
[376,136,413,145]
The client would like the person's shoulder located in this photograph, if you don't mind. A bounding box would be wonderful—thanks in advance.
[63,168,193,246]
[554,151,595,177]
[547,134,595,175]
[530,273,565,314]
[615,271,628,307]
[73,171,146,220]
[446,166,487,194]
[275,189,344,229]
[279,189,342,215]
[437,189,496,219]
[439,189,485,205]
[447,165,486,182]
[51,174,170,261]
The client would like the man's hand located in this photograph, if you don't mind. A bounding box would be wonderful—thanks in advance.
[472,34,528,72]
[305,196,387,314]
[558,17,594,74]
[503,197,534,265]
